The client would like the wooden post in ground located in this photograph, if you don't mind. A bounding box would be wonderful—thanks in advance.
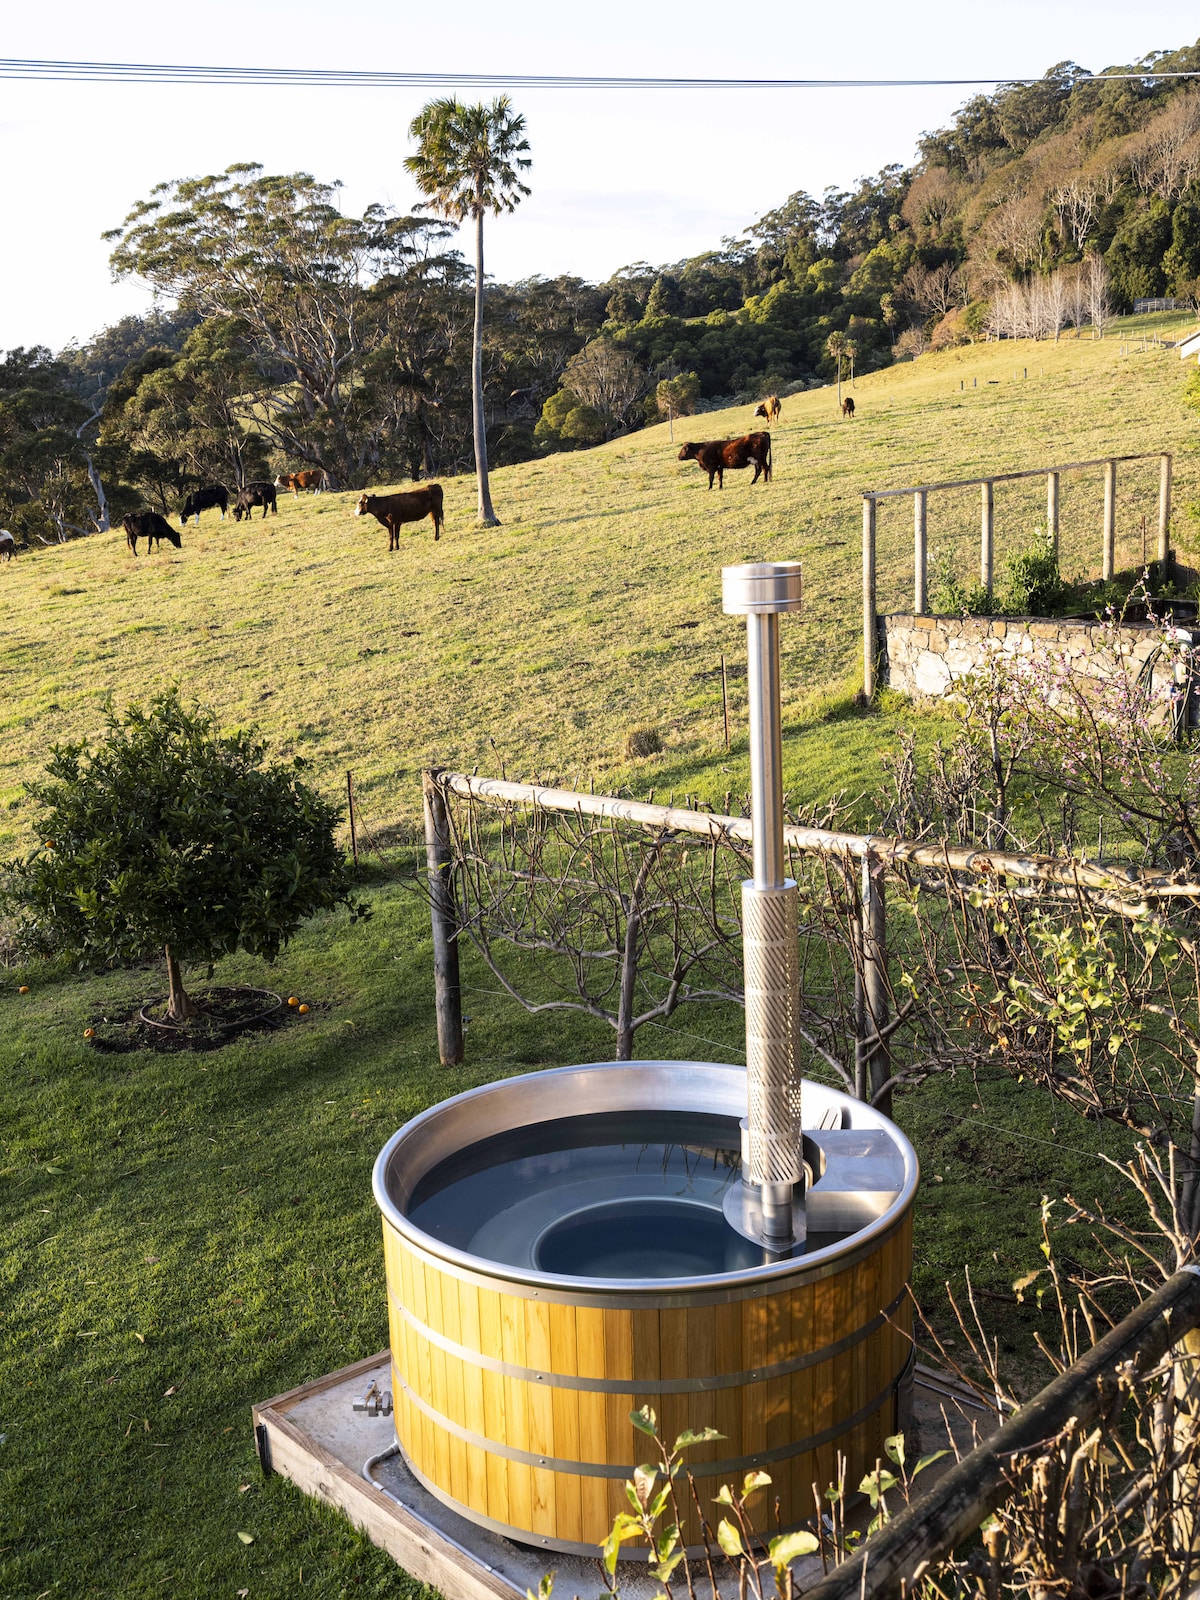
[1047,470,1059,551]
[913,489,927,613]
[346,771,359,867]
[1160,452,1173,583]
[422,770,464,1067]
[859,855,891,1117]
[980,480,994,595]
[1103,458,1117,580]
[862,495,877,698]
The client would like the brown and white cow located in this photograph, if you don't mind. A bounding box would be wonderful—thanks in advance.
[677,433,772,489]
[355,485,445,548]
[274,469,327,496]
[0,529,15,562]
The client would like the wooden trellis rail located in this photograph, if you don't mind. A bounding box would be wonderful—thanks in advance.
[861,451,1174,696]
[422,769,1200,1071]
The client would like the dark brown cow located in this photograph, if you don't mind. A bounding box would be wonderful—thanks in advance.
[123,512,182,556]
[841,396,855,419]
[274,469,327,495]
[0,529,15,563]
[232,482,278,521]
[754,395,782,425]
[677,433,772,489]
[355,485,445,548]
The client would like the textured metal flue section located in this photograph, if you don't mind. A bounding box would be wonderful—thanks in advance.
[742,880,803,1189]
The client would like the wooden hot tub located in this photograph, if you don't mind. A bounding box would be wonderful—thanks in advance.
[373,1060,917,1555]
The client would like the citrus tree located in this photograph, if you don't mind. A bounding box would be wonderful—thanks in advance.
[5,692,365,1021]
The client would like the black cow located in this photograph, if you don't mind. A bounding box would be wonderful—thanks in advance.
[841,397,855,419]
[180,485,229,525]
[124,512,182,556]
[232,482,278,521]
[677,432,772,489]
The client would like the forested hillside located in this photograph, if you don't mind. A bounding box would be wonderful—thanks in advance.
[3,38,1200,544]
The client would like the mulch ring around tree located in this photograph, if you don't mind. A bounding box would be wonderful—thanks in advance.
[87,986,321,1054]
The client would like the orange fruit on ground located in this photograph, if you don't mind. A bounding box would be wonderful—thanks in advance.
[18,985,29,994]
[83,1027,95,1039]
[43,840,54,849]
[298,1004,310,1015]
[287,995,299,1007]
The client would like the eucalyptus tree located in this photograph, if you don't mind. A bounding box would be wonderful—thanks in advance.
[105,166,460,485]
[406,97,531,525]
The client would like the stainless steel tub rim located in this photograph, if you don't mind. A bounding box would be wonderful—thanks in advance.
[372,1060,919,1296]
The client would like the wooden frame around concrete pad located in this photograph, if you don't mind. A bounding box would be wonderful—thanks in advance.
[252,1351,521,1600]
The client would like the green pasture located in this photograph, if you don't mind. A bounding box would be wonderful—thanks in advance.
[0,318,1190,1596]
[1,312,1196,857]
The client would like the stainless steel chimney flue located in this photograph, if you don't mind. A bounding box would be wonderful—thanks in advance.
[722,562,803,1250]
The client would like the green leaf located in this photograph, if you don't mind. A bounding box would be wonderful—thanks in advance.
[236,1531,254,1545]
[654,1525,680,1563]
[717,1519,746,1559]
[629,1405,658,1437]
[768,1530,820,1575]
[526,1576,554,1600]
[883,1433,906,1469]
[914,1450,949,1476]
[742,1469,772,1496]
[858,1467,898,1508]
[651,1550,685,1585]
[713,1484,735,1506]
[673,1426,723,1451]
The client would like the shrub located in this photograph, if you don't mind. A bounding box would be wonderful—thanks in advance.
[4,691,366,1021]
[623,727,663,759]
[997,528,1068,615]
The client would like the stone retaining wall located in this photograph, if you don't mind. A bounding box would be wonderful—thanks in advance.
[881,612,1180,710]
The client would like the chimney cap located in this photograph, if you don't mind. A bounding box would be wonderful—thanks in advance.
[722,561,803,616]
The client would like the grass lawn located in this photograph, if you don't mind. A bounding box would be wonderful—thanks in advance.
[0,315,1188,1596]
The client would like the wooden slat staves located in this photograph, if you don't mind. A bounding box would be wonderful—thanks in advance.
[384,1212,914,1550]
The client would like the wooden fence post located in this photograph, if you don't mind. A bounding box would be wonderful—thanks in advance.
[422,769,464,1067]
[913,489,927,614]
[859,854,891,1116]
[1046,470,1059,551]
[1160,452,1173,582]
[980,481,994,595]
[1103,458,1117,580]
[863,495,877,698]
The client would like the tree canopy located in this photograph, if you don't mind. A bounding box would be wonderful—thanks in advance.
[5,692,365,1020]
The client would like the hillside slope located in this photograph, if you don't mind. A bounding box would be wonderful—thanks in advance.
[1,312,1196,854]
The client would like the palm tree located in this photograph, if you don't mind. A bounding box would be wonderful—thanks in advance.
[406,97,531,526]
[844,337,858,388]
[826,330,847,411]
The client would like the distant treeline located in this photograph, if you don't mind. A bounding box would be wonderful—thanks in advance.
[4,40,1200,544]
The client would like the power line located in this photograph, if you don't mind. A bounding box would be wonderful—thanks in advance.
[0,58,1199,89]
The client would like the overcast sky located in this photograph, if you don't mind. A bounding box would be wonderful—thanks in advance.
[3,1,1199,354]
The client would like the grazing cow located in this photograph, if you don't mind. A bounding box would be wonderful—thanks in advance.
[355,485,445,549]
[274,469,327,496]
[0,530,15,562]
[180,485,229,525]
[754,395,782,425]
[232,482,278,521]
[841,396,855,419]
[677,432,772,490]
[124,512,182,556]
